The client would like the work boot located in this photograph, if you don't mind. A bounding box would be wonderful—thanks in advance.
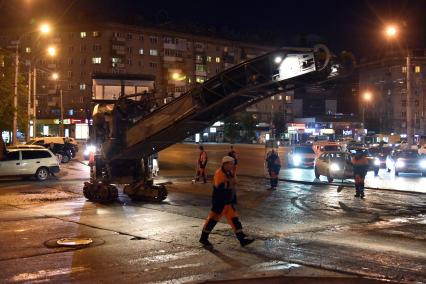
[199,232,213,247]
[236,232,254,247]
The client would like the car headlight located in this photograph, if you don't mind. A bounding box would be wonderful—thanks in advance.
[330,163,340,171]
[420,160,426,168]
[84,145,96,155]
[396,159,405,168]
[292,155,302,166]
[374,158,380,166]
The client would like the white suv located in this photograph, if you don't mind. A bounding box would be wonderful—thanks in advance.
[0,148,60,181]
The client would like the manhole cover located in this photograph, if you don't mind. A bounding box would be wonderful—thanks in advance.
[57,237,93,247]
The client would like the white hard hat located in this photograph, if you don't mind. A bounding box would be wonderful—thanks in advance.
[222,156,235,164]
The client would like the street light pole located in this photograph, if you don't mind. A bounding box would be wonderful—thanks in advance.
[27,67,32,141]
[33,66,37,137]
[60,88,64,137]
[406,54,414,146]
[12,44,19,145]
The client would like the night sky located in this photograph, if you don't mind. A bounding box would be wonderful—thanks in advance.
[1,0,426,59]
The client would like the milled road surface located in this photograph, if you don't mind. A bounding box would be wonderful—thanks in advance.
[0,144,425,283]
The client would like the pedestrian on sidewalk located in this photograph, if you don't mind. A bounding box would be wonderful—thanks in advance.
[266,148,281,190]
[228,145,238,176]
[199,156,254,247]
[196,145,208,183]
[351,149,369,198]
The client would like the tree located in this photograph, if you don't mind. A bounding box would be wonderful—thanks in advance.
[223,115,239,143]
[273,112,286,139]
[0,51,28,134]
[241,113,256,143]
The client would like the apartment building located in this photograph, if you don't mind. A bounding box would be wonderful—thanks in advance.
[1,23,280,138]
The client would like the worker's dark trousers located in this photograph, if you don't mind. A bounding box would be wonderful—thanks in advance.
[196,166,207,183]
[354,175,365,196]
[201,205,246,241]
[269,170,279,187]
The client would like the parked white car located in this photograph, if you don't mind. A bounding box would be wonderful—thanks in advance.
[0,148,60,181]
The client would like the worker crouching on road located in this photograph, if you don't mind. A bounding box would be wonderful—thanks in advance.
[199,156,254,247]
[266,148,281,190]
[196,145,208,183]
[352,149,369,198]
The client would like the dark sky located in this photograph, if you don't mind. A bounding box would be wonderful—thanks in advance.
[1,0,426,59]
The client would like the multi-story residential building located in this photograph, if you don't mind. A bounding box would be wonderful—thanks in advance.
[1,23,278,139]
[359,51,426,137]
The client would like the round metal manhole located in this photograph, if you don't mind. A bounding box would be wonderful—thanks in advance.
[44,237,104,249]
[57,237,93,247]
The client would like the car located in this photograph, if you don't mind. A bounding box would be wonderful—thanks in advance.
[386,149,426,176]
[314,151,354,182]
[312,141,342,158]
[346,147,380,175]
[368,146,393,169]
[27,138,75,163]
[0,148,60,181]
[288,145,316,167]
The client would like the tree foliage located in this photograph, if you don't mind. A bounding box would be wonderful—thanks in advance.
[273,112,286,139]
[223,115,239,143]
[241,113,256,143]
[0,51,28,133]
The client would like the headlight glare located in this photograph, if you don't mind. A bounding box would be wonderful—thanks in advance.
[396,159,405,168]
[374,158,380,166]
[292,155,302,166]
[420,160,426,168]
[330,163,340,171]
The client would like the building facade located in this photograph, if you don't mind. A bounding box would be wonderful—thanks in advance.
[359,52,426,137]
[1,23,278,139]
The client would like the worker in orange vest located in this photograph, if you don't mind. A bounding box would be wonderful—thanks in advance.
[352,149,369,198]
[199,156,254,247]
[196,145,208,183]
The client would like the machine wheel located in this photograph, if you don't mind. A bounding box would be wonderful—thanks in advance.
[83,182,118,203]
[314,167,320,179]
[124,182,168,202]
[35,167,49,181]
[61,154,70,163]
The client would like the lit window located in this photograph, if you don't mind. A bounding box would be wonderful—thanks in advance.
[271,96,275,100]
[285,95,292,102]
[68,109,74,116]
[415,66,421,73]
[196,64,205,72]
[206,56,212,62]
[139,48,144,55]
[196,55,203,61]
[278,95,282,100]
[112,58,120,63]
[402,66,407,73]
[80,32,86,38]
[92,31,100,37]
[80,83,86,90]
[92,57,102,64]
[150,49,158,56]
[215,57,221,63]
[25,47,31,53]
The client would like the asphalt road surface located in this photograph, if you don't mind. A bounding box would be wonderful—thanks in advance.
[0,144,425,283]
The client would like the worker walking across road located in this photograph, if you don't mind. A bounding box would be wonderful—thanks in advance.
[266,148,281,190]
[196,145,208,183]
[352,149,369,198]
[199,156,254,247]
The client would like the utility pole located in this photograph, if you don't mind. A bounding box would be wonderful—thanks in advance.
[406,54,414,146]
[33,66,37,137]
[27,68,32,141]
[60,88,64,137]
[12,44,19,145]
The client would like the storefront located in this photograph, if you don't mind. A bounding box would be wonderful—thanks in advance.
[34,118,91,140]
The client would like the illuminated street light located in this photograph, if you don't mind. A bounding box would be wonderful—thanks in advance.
[39,23,51,34]
[171,72,186,81]
[172,72,180,80]
[363,92,372,101]
[385,25,397,38]
[47,46,57,57]
[51,72,59,80]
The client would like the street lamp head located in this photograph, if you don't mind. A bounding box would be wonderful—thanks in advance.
[47,46,57,57]
[363,92,372,101]
[385,25,398,39]
[51,73,59,80]
[172,72,180,80]
[40,23,51,34]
